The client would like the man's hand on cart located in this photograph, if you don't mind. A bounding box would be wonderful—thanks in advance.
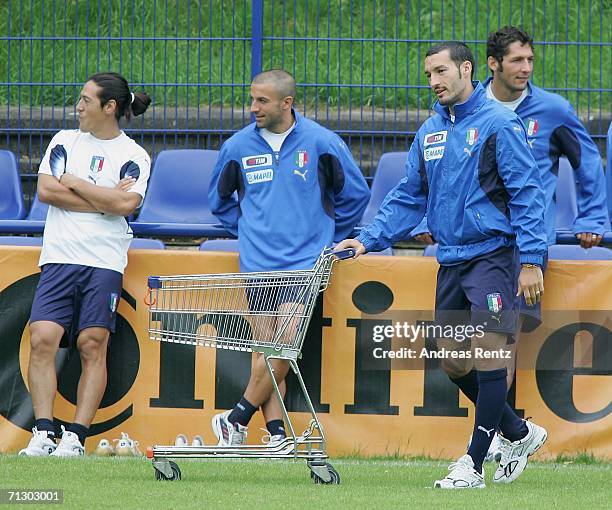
[334,239,366,258]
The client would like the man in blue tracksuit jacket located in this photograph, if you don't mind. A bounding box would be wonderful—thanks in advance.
[409,26,610,475]
[482,27,612,411]
[485,27,609,248]
[337,42,548,489]
[208,70,370,451]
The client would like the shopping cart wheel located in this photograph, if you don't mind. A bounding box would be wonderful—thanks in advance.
[153,460,182,481]
[309,462,340,485]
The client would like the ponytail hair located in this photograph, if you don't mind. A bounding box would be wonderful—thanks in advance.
[88,72,151,121]
[130,91,151,118]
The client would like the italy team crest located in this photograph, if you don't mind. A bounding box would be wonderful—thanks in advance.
[466,128,478,146]
[527,118,539,136]
[90,155,105,173]
[295,150,308,168]
[487,293,503,313]
[109,292,119,313]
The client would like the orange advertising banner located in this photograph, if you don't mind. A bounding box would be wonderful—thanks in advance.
[0,247,610,459]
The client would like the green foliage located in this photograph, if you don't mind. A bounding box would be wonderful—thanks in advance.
[0,0,609,110]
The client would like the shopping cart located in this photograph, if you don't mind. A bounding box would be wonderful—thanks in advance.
[145,248,355,484]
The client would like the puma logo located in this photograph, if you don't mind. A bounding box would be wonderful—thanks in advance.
[478,426,495,438]
[463,147,473,157]
[293,169,308,181]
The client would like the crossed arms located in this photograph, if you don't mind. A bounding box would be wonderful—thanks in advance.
[37,173,141,217]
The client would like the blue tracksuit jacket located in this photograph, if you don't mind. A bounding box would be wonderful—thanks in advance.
[209,110,370,272]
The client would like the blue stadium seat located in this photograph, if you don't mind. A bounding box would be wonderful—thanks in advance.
[548,244,612,260]
[129,238,165,250]
[555,154,611,244]
[0,151,26,220]
[423,244,438,257]
[1,193,50,234]
[199,239,239,252]
[131,149,230,237]
[607,122,612,222]
[0,236,42,246]
[360,152,408,226]
[27,193,49,221]
[555,157,578,231]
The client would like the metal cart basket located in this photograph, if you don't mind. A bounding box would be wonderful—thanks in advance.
[145,248,354,484]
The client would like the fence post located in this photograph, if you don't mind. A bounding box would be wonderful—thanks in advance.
[251,0,263,78]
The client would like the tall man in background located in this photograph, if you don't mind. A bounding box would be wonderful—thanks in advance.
[485,26,608,250]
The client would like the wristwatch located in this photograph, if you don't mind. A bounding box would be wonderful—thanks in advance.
[521,263,541,268]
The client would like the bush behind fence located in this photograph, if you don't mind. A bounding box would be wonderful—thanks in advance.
[1,0,609,201]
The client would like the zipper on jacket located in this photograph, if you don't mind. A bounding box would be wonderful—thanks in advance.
[255,132,279,168]
[256,127,295,168]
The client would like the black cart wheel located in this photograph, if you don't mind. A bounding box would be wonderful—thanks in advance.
[311,463,340,485]
[154,461,182,481]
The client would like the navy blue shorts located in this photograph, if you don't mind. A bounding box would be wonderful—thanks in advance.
[30,263,123,347]
[519,255,548,333]
[245,278,307,312]
[435,245,520,337]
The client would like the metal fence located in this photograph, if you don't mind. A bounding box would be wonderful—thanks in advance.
[1,0,610,204]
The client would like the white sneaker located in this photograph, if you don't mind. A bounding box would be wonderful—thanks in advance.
[260,430,290,449]
[18,427,57,457]
[174,434,188,446]
[263,434,286,448]
[485,432,503,463]
[50,431,84,457]
[113,432,141,457]
[94,439,115,457]
[467,431,503,463]
[434,454,485,489]
[494,421,548,484]
[211,410,247,446]
[191,435,204,447]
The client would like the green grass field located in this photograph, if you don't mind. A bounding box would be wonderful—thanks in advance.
[1,455,610,509]
[0,0,608,109]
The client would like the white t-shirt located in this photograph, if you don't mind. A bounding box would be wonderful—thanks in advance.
[260,122,296,152]
[38,129,151,274]
[486,82,529,111]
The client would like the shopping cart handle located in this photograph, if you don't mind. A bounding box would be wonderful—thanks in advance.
[148,276,161,289]
[333,248,356,260]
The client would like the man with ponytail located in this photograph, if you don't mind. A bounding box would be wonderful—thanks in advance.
[20,72,151,457]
